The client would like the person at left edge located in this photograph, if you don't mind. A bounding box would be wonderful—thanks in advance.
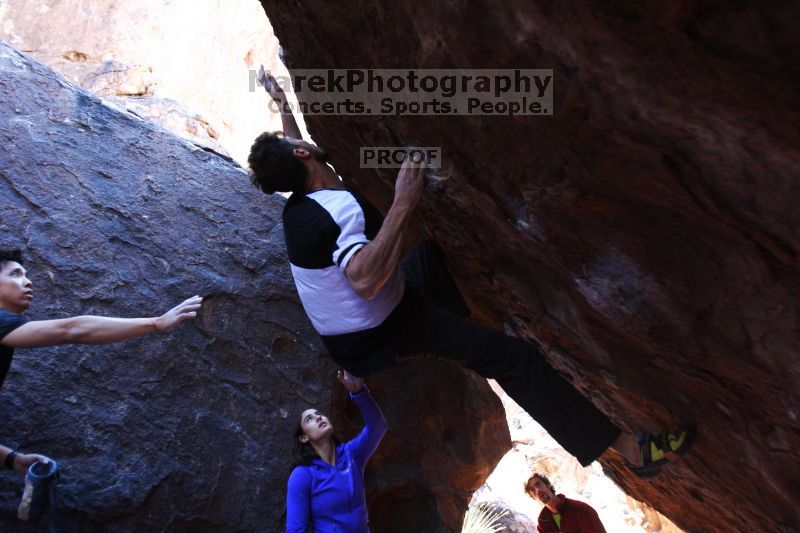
[0,248,203,476]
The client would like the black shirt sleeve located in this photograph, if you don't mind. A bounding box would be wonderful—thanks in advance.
[0,309,30,389]
[0,309,28,342]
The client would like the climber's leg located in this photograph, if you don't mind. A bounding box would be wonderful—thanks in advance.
[398,296,621,466]
[400,240,470,318]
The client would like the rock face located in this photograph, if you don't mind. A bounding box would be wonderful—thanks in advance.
[0,0,292,164]
[342,361,508,532]
[0,41,508,531]
[0,38,321,532]
[261,1,800,531]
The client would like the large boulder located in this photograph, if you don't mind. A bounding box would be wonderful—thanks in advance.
[0,38,323,532]
[0,41,509,531]
[260,1,800,531]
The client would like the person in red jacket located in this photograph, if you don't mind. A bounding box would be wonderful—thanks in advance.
[526,473,607,533]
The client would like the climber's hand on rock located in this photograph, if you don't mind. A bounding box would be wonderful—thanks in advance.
[337,370,365,393]
[259,66,289,112]
[258,65,285,100]
[153,295,203,332]
[394,156,426,213]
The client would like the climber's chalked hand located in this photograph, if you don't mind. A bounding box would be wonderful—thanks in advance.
[258,65,284,98]
[394,155,426,211]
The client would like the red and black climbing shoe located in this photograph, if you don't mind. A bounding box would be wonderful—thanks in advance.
[632,425,696,479]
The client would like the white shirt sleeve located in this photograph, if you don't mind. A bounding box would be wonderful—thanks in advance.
[310,190,370,272]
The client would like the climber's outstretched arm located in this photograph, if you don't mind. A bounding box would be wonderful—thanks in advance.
[258,65,303,140]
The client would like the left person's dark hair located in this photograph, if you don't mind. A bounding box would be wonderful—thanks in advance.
[0,249,23,270]
[292,417,342,468]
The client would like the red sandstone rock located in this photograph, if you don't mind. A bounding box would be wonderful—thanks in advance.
[260,1,800,531]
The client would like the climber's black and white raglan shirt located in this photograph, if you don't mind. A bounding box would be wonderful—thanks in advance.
[282,187,405,358]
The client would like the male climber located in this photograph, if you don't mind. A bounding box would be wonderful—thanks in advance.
[0,249,202,477]
[247,68,694,477]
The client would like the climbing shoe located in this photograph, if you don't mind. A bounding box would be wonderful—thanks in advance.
[18,458,58,523]
[632,425,696,479]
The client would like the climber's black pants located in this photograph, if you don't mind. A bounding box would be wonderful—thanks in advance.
[327,240,621,466]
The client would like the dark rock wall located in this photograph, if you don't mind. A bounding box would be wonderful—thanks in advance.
[339,361,508,532]
[260,1,800,532]
[0,41,508,532]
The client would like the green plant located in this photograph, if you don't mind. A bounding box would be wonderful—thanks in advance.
[461,503,509,533]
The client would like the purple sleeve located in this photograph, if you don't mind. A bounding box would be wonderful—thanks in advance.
[346,385,388,468]
[286,467,311,533]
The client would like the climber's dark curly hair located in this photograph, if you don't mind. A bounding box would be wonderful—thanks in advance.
[247,131,308,195]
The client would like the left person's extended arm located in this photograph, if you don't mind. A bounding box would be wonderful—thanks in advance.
[1,296,202,348]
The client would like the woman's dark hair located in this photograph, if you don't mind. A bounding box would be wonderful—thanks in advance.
[0,249,23,270]
[247,131,308,194]
[292,415,342,468]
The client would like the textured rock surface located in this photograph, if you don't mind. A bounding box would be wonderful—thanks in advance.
[0,41,508,531]
[0,0,292,164]
[0,38,322,532]
[261,1,800,531]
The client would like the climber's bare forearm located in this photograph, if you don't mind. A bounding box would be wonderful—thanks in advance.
[345,202,412,300]
[279,104,303,140]
[345,158,424,299]
[259,67,302,139]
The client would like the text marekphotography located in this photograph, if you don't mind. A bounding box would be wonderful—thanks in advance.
[250,69,553,116]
